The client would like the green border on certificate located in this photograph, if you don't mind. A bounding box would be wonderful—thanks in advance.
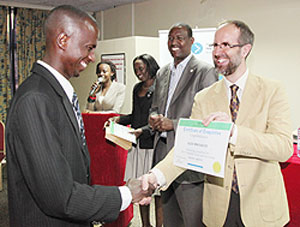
[179,119,232,130]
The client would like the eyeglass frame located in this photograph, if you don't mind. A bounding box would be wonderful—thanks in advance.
[209,42,246,49]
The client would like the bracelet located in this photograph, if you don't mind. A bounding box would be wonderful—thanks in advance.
[87,96,96,103]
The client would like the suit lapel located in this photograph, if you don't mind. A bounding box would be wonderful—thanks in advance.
[211,75,261,124]
[212,80,230,116]
[32,63,87,155]
[63,97,90,165]
[161,66,171,114]
[237,74,261,125]
[169,56,196,107]
[62,97,82,142]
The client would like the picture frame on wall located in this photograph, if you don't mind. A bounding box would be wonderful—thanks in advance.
[101,53,126,85]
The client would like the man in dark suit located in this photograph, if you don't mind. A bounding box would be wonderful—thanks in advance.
[149,23,217,227]
[6,5,146,227]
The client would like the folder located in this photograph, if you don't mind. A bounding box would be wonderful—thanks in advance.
[105,129,132,150]
[105,122,136,150]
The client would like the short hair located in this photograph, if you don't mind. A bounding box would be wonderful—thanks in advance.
[220,20,254,46]
[44,5,97,37]
[96,61,117,81]
[169,23,193,38]
[133,54,160,79]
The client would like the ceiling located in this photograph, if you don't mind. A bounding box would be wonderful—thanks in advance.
[0,0,148,12]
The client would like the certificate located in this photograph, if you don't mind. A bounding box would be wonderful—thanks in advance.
[173,118,233,178]
[109,121,136,144]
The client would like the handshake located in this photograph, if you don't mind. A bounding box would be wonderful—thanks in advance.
[126,172,158,205]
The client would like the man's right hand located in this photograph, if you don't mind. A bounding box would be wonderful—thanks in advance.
[138,172,159,205]
[126,178,156,204]
[149,114,174,132]
[149,114,163,130]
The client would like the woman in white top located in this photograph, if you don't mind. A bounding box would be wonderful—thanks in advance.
[86,61,125,113]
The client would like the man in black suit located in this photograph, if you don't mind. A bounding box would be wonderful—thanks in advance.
[149,23,217,227]
[6,5,146,227]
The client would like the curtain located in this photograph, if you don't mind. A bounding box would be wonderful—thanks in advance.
[0,6,11,122]
[15,8,48,85]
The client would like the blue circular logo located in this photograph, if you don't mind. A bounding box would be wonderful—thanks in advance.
[192,42,203,55]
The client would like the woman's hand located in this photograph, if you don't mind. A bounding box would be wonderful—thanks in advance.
[90,81,101,97]
[130,128,143,138]
[104,116,120,128]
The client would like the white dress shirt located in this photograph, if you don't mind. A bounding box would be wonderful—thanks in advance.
[161,54,193,138]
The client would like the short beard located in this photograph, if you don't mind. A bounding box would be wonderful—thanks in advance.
[219,62,239,76]
[215,59,241,77]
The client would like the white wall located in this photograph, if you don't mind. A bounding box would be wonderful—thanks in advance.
[70,36,159,114]
[97,0,300,130]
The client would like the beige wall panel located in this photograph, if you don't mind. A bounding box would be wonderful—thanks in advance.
[103,4,132,39]
[135,36,160,63]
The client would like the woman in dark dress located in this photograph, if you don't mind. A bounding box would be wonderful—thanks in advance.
[109,54,161,227]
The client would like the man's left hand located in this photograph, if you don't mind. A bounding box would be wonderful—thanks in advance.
[157,117,174,131]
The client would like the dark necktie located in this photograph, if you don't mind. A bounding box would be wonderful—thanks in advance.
[230,84,239,193]
[72,92,86,146]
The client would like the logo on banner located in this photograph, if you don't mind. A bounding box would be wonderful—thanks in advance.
[192,42,203,55]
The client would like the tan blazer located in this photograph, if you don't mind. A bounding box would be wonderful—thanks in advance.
[155,74,293,227]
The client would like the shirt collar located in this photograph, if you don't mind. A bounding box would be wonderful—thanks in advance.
[170,53,193,71]
[37,60,74,103]
[223,69,249,92]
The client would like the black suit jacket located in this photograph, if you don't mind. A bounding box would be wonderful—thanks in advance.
[6,63,122,227]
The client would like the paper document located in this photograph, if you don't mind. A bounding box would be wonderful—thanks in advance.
[105,129,132,150]
[173,118,233,178]
[109,121,137,144]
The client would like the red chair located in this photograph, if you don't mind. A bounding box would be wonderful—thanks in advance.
[0,120,6,191]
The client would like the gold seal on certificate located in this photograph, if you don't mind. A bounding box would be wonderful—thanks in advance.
[173,118,233,178]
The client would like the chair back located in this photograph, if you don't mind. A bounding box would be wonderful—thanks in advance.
[0,121,5,156]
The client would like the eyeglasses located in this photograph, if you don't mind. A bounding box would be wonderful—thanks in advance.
[209,42,245,49]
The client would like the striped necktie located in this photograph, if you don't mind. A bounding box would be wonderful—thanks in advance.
[230,84,239,193]
[72,92,86,146]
